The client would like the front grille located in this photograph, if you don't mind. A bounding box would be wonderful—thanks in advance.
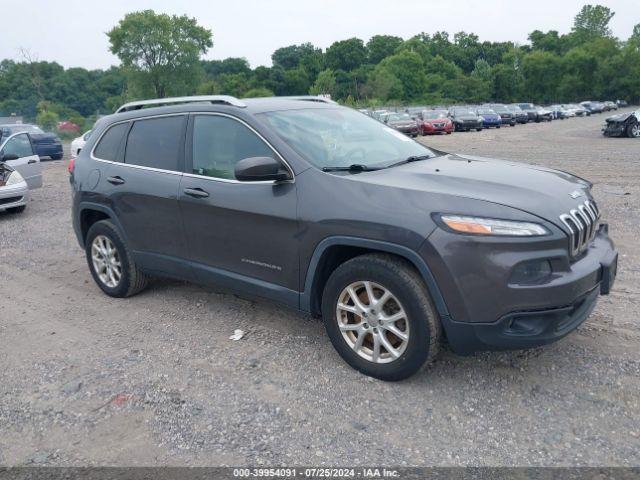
[433,122,445,127]
[559,200,600,257]
[0,196,23,205]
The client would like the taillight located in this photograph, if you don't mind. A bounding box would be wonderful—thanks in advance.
[68,157,75,174]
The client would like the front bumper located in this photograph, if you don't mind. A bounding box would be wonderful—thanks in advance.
[421,224,617,354]
[602,123,625,137]
[422,123,453,134]
[0,181,29,211]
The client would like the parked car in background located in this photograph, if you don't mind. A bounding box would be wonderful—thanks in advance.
[602,109,640,138]
[581,101,604,114]
[565,104,589,116]
[549,105,571,119]
[603,101,618,111]
[418,110,453,135]
[616,100,628,107]
[516,103,539,122]
[0,132,43,213]
[506,104,529,124]
[476,107,502,128]
[487,104,516,126]
[0,124,63,160]
[534,106,553,122]
[448,107,483,131]
[71,130,92,158]
[385,113,420,137]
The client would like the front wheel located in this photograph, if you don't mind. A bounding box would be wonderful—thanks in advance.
[627,123,640,138]
[6,205,26,214]
[51,154,63,160]
[85,220,149,298]
[321,254,441,381]
[476,128,482,132]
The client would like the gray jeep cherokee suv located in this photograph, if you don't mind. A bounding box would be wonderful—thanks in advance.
[71,95,618,381]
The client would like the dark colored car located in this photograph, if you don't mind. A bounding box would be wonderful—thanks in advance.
[0,124,63,160]
[448,107,483,132]
[419,110,453,135]
[581,101,604,114]
[602,109,640,138]
[70,95,618,381]
[517,103,539,122]
[476,107,502,128]
[506,104,529,124]
[487,104,516,126]
[385,113,420,137]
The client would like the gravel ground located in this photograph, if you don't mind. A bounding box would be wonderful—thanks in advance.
[0,111,639,467]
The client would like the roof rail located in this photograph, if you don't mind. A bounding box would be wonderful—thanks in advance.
[286,95,338,105]
[115,95,247,113]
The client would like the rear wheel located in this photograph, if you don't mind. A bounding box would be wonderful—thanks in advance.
[51,154,63,160]
[321,254,441,381]
[85,220,149,298]
[626,123,640,138]
[476,128,482,132]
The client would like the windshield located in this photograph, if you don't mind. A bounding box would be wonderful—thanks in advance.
[422,110,447,119]
[451,108,475,116]
[387,113,411,122]
[477,108,496,115]
[490,105,508,113]
[259,107,435,170]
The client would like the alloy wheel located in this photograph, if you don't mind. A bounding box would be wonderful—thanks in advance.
[336,281,409,364]
[91,235,122,288]
[632,124,640,138]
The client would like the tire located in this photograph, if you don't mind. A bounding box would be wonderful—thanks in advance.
[321,253,441,381]
[6,205,26,214]
[85,220,148,298]
[496,125,501,129]
[626,123,640,138]
[51,154,63,160]
[446,131,452,135]
[476,128,482,132]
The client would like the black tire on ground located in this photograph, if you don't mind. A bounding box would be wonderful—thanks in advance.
[51,154,63,160]
[476,128,482,132]
[626,123,640,138]
[7,205,26,214]
[321,253,442,381]
[85,220,149,298]
[496,125,501,129]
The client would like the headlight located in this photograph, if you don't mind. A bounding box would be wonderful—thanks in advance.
[440,215,549,236]
[6,170,25,186]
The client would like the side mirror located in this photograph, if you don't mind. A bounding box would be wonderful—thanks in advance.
[1,152,19,162]
[235,156,291,182]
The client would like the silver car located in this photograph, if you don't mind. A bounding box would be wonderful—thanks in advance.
[0,132,43,213]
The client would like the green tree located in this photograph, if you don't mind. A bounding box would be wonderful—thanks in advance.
[365,65,403,101]
[325,38,367,71]
[242,87,274,98]
[571,4,614,43]
[107,10,212,98]
[366,35,404,64]
[377,51,427,101]
[309,69,337,97]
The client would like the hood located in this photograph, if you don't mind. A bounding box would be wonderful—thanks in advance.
[350,153,593,225]
[606,112,636,123]
[388,120,416,127]
[424,118,449,124]
[30,132,60,144]
[480,114,500,119]
[452,114,478,121]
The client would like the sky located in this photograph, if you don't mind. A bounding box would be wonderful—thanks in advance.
[1,0,637,70]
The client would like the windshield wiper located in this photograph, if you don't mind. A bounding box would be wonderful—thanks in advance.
[322,164,380,173]
[384,154,432,169]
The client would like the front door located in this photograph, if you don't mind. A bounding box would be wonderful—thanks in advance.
[0,133,42,189]
[179,113,299,302]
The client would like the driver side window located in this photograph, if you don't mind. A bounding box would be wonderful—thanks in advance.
[192,115,275,180]
[2,133,34,158]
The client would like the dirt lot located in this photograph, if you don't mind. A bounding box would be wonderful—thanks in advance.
[0,111,639,467]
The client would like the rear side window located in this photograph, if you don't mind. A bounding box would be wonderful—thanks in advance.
[93,123,128,161]
[1,133,34,158]
[192,115,275,180]
[125,116,185,171]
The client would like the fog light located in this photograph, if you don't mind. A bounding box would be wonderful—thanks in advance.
[510,260,552,284]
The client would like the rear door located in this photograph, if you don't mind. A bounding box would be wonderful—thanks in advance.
[0,132,42,189]
[179,113,299,300]
[94,115,191,277]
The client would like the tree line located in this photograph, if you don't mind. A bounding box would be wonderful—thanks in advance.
[0,4,638,131]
